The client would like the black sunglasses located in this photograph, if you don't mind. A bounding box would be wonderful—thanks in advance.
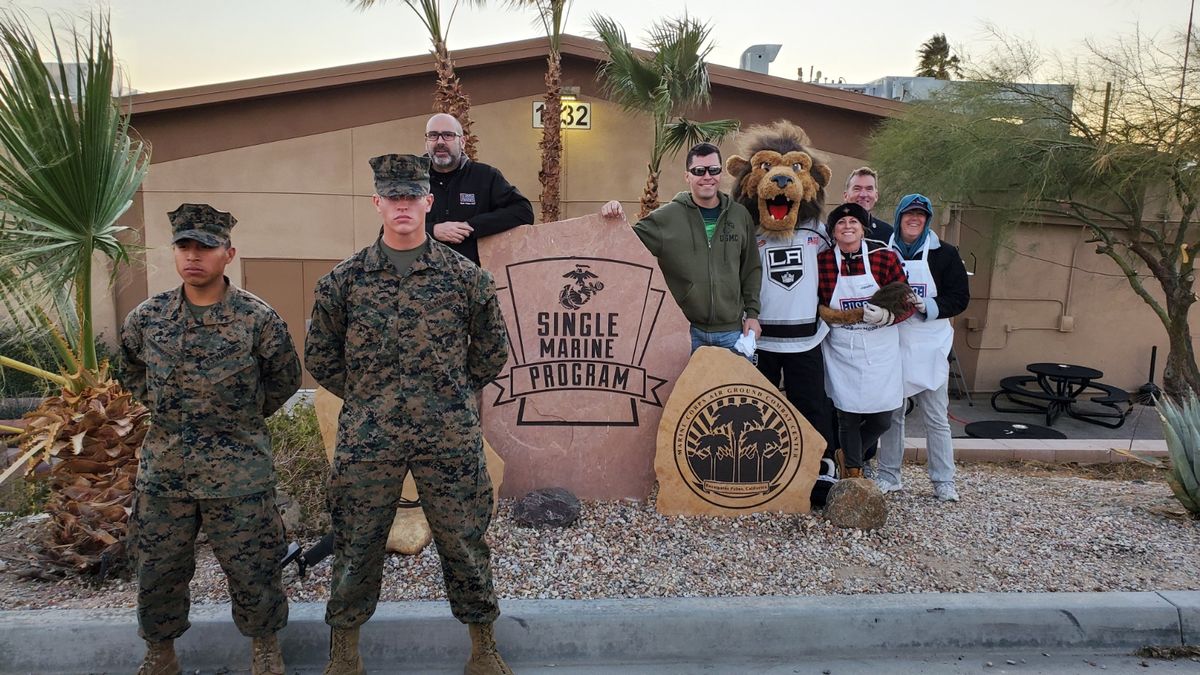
[688,166,722,176]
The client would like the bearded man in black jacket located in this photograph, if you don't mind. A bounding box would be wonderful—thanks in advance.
[424,113,535,264]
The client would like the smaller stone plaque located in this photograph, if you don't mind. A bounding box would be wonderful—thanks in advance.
[655,347,823,516]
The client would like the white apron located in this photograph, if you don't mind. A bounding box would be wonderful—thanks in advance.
[891,236,954,396]
[821,241,903,413]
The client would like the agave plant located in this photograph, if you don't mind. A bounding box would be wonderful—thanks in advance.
[1157,392,1200,516]
[0,12,151,575]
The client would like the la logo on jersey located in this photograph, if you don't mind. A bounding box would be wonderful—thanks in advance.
[765,246,804,290]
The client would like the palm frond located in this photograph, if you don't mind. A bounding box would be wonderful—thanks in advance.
[659,117,741,159]
[0,11,149,373]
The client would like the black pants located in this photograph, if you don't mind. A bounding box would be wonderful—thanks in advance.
[835,409,892,470]
[755,348,836,454]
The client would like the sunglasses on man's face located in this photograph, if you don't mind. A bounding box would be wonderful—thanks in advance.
[688,166,722,176]
[425,131,461,141]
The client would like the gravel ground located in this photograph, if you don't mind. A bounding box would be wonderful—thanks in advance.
[1,462,1197,610]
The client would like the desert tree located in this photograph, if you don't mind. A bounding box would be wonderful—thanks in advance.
[871,28,1200,397]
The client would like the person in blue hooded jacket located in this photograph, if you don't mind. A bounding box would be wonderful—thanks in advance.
[876,194,970,501]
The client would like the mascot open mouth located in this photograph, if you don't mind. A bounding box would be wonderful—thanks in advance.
[766,195,794,221]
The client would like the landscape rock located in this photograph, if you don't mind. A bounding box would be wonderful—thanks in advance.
[823,477,888,530]
[513,487,581,528]
[275,491,302,536]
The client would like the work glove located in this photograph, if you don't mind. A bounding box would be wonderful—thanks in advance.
[862,303,894,326]
[908,291,927,315]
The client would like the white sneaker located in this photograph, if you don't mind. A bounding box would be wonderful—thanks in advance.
[934,483,959,502]
[862,463,877,480]
[874,477,903,494]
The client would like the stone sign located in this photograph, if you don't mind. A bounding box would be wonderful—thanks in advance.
[655,347,823,516]
[479,214,691,499]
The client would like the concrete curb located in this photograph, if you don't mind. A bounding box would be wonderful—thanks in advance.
[1,591,1196,673]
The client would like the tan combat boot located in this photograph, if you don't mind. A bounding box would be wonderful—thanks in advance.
[251,633,286,675]
[323,627,365,675]
[136,639,181,675]
[845,467,864,479]
[465,622,514,675]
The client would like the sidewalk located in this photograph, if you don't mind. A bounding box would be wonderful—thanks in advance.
[2,592,1196,673]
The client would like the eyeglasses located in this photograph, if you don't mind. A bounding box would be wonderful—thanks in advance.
[688,166,722,176]
[425,131,461,141]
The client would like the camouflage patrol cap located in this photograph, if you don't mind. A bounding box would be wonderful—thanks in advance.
[369,153,431,197]
[169,203,236,247]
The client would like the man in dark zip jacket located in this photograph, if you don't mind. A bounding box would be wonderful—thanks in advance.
[600,142,761,354]
[424,113,534,265]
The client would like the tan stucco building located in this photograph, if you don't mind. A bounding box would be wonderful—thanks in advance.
[103,35,1194,394]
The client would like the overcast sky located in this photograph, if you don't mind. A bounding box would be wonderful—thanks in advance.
[8,0,1188,92]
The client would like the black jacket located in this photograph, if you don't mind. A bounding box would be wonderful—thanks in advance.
[867,216,893,243]
[426,158,534,264]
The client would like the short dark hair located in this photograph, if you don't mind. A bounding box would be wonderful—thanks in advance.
[686,142,721,168]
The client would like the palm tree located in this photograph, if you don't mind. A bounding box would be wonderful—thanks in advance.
[591,14,740,218]
[916,33,962,80]
[691,432,729,481]
[0,12,151,575]
[351,0,486,159]
[506,0,571,222]
[711,401,760,482]
[741,427,781,483]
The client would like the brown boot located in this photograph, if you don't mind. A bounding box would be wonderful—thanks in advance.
[845,467,864,479]
[251,633,285,675]
[323,627,365,675]
[465,622,514,675]
[136,639,180,675]
[833,448,847,478]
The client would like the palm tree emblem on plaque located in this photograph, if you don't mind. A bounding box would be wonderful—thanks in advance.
[674,384,803,509]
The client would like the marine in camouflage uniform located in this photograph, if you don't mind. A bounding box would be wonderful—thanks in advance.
[305,154,512,675]
[120,204,302,675]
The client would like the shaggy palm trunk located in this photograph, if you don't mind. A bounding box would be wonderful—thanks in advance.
[432,41,477,160]
[639,168,660,219]
[538,50,563,223]
[19,378,149,576]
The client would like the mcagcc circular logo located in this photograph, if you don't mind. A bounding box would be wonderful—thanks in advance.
[673,384,804,509]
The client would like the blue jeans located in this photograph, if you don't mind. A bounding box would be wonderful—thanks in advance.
[689,325,753,362]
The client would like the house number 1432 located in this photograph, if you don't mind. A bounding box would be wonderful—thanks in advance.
[533,101,591,129]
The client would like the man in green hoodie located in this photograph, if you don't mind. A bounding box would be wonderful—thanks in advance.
[601,142,761,354]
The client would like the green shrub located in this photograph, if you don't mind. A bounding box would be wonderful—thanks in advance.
[268,401,329,534]
[0,325,61,398]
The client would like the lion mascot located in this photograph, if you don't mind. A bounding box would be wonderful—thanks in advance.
[725,121,839,470]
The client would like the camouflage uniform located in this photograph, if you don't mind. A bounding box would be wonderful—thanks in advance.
[120,204,302,642]
[305,155,509,629]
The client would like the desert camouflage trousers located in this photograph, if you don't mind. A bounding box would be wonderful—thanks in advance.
[324,452,497,628]
[133,490,288,641]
